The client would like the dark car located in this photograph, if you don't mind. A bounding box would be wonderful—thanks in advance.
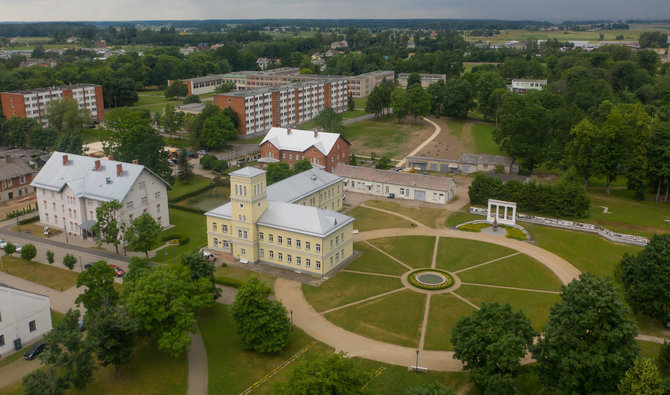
[84,263,94,270]
[188,152,198,159]
[24,341,45,360]
[388,193,395,198]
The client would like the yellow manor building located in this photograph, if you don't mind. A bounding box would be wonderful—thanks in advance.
[205,167,355,276]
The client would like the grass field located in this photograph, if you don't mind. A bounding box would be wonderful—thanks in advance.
[167,175,212,201]
[423,293,476,351]
[435,237,514,272]
[458,253,562,292]
[369,236,436,268]
[346,242,408,276]
[302,271,402,312]
[326,290,425,348]
[470,123,502,155]
[1,256,78,291]
[465,24,663,44]
[348,206,415,232]
[353,97,368,109]
[528,224,641,277]
[214,265,276,290]
[343,118,424,157]
[364,200,449,228]
[152,208,207,263]
[456,285,560,330]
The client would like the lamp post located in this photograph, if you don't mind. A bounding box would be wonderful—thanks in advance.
[16,216,20,232]
[290,310,293,328]
[415,350,420,373]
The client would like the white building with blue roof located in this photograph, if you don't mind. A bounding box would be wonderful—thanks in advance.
[31,152,170,238]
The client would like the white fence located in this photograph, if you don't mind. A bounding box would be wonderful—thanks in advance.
[469,207,649,246]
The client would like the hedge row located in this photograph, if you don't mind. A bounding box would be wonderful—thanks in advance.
[18,215,40,225]
[468,171,590,219]
[167,203,207,215]
[214,276,243,288]
[168,184,215,203]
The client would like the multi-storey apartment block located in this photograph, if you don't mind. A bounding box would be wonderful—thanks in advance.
[213,78,349,138]
[31,153,170,238]
[348,70,395,97]
[397,73,447,89]
[1,84,104,126]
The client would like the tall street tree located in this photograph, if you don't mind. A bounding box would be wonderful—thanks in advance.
[86,305,137,378]
[181,249,221,298]
[46,98,92,133]
[123,213,162,258]
[566,119,604,188]
[275,352,369,395]
[91,200,123,254]
[533,273,640,394]
[75,260,119,312]
[313,107,344,134]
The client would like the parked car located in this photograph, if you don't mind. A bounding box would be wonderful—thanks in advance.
[14,244,22,253]
[0,239,5,248]
[109,265,125,277]
[203,251,216,263]
[168,159,177,166]
[188,152,198,159]
[197,149,208,155]
[388,193,395,198]
[84,263,94,270]
[24,341,46,360]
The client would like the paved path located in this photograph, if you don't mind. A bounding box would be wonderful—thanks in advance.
[343,113,377,125]
[395,117,442,168]
[187,330,208,395]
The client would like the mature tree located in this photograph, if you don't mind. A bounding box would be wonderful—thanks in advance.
[475,71,507,121]
[165,80,188,98]
[313,107,344,134]
[407,84,431,122]
[46,98,91,133]
[221,107,240,129]
[124,256,151,284]
[533,273,640,394]
[275,352,369,395]
[214,81,236,93]
[231,277,291,353]
[123,264,214,356]
[406,382,455,395]
[56,129,84,155]
[177,150,193,181]
[40,310,96,395]
[292,158,313,174]
[3,242,16,256]
[406,72,422,89]
[265,162,292,185]
[91,200,123,254]
[391,88,410,122]
[350,153,357,165]
[22,366,69,395]
[123,213,162,258]
[158,103,183,134]
[181,250,221,298]
[618,357,663,395]
[198,114,237,150]
[86,305,137,378]
[618,234,670,320]
[29,127,59,151]
[375,154,393,169]
[566,119,603,188]
[5,117,39,148]
[452,303,536,392]
[76,261,118,312]
[62,253,77,270]
[442,78,475,118]
[182,94,201,104]
[199,154,217,169]
[656,342,670,376]
[103,108,172,182]
[20,243,37,261]
[366,84,391,117]
[647,122,670,201]
[348,93,355,111]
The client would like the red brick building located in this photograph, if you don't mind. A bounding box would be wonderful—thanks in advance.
[258,127,350,173]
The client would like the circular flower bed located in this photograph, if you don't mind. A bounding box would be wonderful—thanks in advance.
[408,269,454,291]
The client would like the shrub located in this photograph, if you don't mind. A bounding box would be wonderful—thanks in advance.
[182,94,201,104]
[215,276,243,288]
[46,250,55,264]
[503,226,527,241]
[18,215,40,225]
[407,269,454,291]
[161,234,182,242]
[178,236,190,245]
[20,243,37,261]
[212,159,229,173]
[63,253,76,270]
[458,223,490,232]
[199,154,217,169]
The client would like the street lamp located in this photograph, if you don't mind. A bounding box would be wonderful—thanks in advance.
[415,350,420,373]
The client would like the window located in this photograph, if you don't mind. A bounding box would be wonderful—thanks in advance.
[296,240,301,248]
[155,192,161,199]
[278,236,282,244]
[269,250,274,259]
[316,244,321,252]
[269,234,274,242]
[20,176,26,184]
[238,230,243,238]
[29,320,36,332]
[305,242,311,250]
[287,255,292,263]
[139,181,146,189]
[0,335,4,346]
[330,239,333,248]
[260,249,264,257]
[222,225,228,233]
[330,256,334,266]
[306,259,311,267]
[141,196,148,204]
[316,261,321,269]
[336,253,339,262]
[241,248,246,256]
[259,232,264,240]
[278,252,283,261]
[126,201,133,209]
[296,257,301,265]
[212,223,217,231]
[287,238,292,246]
[243,231,248,239]
[213,237,218,246]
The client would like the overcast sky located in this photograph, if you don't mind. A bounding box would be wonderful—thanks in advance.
[0,0,669,22]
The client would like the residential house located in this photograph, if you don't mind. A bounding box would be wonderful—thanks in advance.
[0,284,52,358]
[0,156,36,202]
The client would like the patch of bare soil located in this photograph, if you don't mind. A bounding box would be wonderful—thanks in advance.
[416,118,468,160]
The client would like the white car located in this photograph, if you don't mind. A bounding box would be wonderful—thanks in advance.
[203,251,216,263]
[14,244,22,253]
[0,239,5,248]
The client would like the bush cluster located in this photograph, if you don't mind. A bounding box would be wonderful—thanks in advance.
[468,171,590,219]
[407,269,454,290]
[199,154,229,173]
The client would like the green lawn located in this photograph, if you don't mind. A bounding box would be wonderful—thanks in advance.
[342,109,366,120]
[639,340,664,359]
[325,290,426,348]
[198,304,333,395]
[456,285,560,331]
[369,236,436,268]
[1,256,78,291]
[423,293,477,351]
[435,237,515,272]
[348,206,415,232]
[365,200,449,229]
[345,242,408,276]
[302,272,402,312]
[357,358,471,394]
[167,175,213,201]
[214,265,276,290]
[69,338,187,395]
[152,208,207,264]
[470,123,502,155]
[445,211,484,227]
[353,97,368,109]
[458,253,562,292]
[529,224,641,277]
[81,128,110,143]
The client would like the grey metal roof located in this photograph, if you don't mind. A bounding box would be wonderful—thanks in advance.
[333,164,452,191]
[30,152,169,203]
[0,157,35,181]
[230,166,266,178]
[267,168,342,203]
[261,127,346,156]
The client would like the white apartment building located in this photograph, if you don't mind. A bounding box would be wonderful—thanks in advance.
[31,153,170,239]
[508,79,547,93]
[348,70,395,97]
[0,285,52,358]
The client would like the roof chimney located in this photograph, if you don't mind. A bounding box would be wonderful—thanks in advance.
[62,154,68,166]
[287,128,291,135]
[132,159,139,165]
[94,160,100,171]
[116,163,123,177]
[314,130,318,137]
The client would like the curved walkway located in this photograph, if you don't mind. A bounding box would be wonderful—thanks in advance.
[395,117,442,168]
